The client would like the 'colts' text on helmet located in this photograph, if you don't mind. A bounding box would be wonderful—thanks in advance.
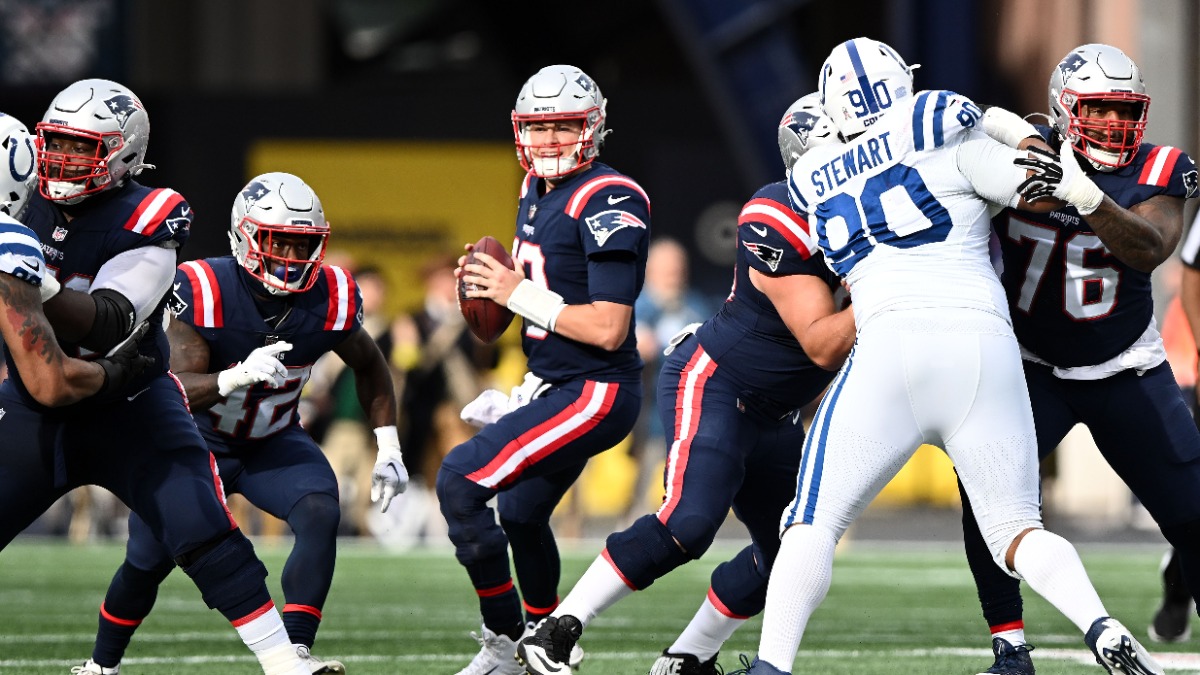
[229,172,330,296]
[1048,43,1149,171]
[36,79,152,205]
[512,65,609,179]
[819,37,918,141]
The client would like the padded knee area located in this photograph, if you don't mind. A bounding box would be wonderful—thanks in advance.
[177,529,269,612]
[437,468,508,567]
[710,544,771,617]
[604,515,692,590]
[668,513,723,559]
[286,493,341,539]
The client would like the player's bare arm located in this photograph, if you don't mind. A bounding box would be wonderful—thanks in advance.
[550,300,632,351]
[750,269,854,370]
[332,327,397,428]
[165,316,223,410]
[1084,194,1183,272]
[0,271,106,405]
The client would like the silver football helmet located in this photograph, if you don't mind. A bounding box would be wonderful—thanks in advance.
[35,78,153,205]
[512,64,609,178]
[819,37,917,140]
[0,113,36,221]
[1048,43,1149,170]
[778,92,839,173]
[229,172,329,295]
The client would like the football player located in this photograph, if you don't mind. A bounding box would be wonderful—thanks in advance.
[963,43,1200,673]
[515,94,853,675]
[0,81,310,675]
[443,64,649,675]
[0,113,146,405]
[740,38,1161,675]
[73,172,406,674]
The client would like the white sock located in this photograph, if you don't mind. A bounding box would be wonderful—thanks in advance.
[553,551,636,628]
[756,525,837,673]
[669,591,747,661]
[233,605,305,674]
[1012,529,1107,633]
[992,627,1026,646]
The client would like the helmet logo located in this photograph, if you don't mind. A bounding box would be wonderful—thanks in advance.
[103,95,141,130]
[1058,53,1088,79]
[574,74,596,93]
[241,180,272,210]
[1184,170,1199,199]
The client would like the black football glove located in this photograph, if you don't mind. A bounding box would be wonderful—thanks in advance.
[94,322,154,399]
[1013,145,1063,203]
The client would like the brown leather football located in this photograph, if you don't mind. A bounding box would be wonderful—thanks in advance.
[458,235,516,343]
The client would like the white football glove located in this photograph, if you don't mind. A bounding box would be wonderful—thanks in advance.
[371,425,409,513]
[216,342,292,397]
[981,106,1038,148]
[1052,138,1105,215]
[460,388,510,428]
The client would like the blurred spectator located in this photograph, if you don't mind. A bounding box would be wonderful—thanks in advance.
[627,238,714,518]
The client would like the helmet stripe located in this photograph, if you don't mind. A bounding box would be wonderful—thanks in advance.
[844,40,880,114]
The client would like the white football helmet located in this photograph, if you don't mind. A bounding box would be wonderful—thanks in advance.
[0,113,36,221]
[778,92,839,173]
[1048,43,1149,170]
[512,64,609,178]
[819,37,917,140]
[229,172,329,295]
[35,78,152,205]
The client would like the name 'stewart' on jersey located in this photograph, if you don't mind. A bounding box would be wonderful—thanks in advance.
[810,130,895,197]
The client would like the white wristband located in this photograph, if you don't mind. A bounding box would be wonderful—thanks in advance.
[374,425,401,454]
[1063,175,1104,215]
[981,107,1039,148]
[38,273,61,303]
[507,279,566,331]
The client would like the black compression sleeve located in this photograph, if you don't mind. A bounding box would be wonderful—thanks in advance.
[80,288,137,353]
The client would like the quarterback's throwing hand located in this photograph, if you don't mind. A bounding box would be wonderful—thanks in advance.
[371,426,409,513]
[216,342,292,396]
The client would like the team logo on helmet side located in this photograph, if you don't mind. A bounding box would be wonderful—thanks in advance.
[103,95,141,130]
[783,110,820,147]
[1058,53,1088,80]
[1184,169,1199,199]
[241,180,272,210]
[574,74,596,93]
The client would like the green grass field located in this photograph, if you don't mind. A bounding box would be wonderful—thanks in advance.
[0,537,1196,674]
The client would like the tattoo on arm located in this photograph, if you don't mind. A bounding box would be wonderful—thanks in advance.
[0,273,62,366]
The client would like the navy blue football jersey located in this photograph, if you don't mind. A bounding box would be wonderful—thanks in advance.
[4,183,192,403]
[694,181,843,408]
[995,127,1198,367]
[512,163,649,383]
[171,256,362,451]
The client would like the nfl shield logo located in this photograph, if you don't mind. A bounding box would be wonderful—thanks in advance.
[52,226,68,241]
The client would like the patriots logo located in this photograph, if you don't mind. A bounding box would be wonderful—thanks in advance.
[167,282,188,317]
[165,207,192,235]
[574,74,596,93]
[1058,53,1088,79]
[743,241,784,272]
[242,180,271,210]
[585,209,646,247]
[104,95,141,130]
[1184,170,1199,199]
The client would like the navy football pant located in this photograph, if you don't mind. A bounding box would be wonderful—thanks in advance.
[606,337,805,617]
[0,375,272,624]
[438,378,640,635]
[961,361,1200,629]
[92,424,340,664]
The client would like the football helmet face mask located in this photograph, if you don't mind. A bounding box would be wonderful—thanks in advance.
[512,64,609,179]
[1048,43,1149,171]
[0,113,36,221]
[35,79,152,205]
[778,92,839,173]
[229,172,329,296]
[819,37,917,140]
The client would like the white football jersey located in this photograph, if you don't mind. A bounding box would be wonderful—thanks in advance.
[788,90,1010,330]
[0,213,49,288]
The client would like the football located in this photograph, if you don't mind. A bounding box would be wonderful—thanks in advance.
[458,235,517,343]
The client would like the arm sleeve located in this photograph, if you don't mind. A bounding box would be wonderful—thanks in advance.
[91,244,178,325]
[956,137,1028,209]
[587,252,639,305]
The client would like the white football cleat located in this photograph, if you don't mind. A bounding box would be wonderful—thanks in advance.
[456,625,525,675]
[295,644,346,674]
[70,660,119,675]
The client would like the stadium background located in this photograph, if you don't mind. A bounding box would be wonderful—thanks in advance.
[3,0,1198,529]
